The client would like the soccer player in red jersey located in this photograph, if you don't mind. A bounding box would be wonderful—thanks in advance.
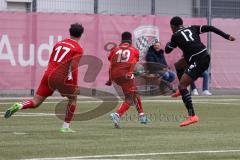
[107,32,148,128]
[4,23,84,133]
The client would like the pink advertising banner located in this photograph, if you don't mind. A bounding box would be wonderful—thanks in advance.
[211,18,240,88]
[0,12,238,90]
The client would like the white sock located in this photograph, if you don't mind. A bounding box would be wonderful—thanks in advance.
[115,112,120,117]
[18,102,24,110]
[62,122,70,128]
[139,112,144,116]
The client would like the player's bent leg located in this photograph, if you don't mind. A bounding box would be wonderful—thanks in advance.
[21,95,46,109]
[124,83,150,125]
[134,94,143,114]
[4,95,46,119]
[134,94,149,124]
[60,95,77,133]
[110,90,134,129]
[174,58,187,81]
[119,95,132,117]
[27,95,47,108]
[178,73,199,127]
[110,100,131,129]
[171,58,188,98]
[110,80,133,128]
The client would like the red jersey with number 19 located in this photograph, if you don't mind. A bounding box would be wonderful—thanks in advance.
[108,43,139,79]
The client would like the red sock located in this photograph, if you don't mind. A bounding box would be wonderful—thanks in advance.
[136,97,144,115]
[64,104,76,123]
[21,100,34,109]
[116,102,130,117]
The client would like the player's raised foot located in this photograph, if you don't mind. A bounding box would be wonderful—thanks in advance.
[171,89,181,97]
[4,103,21,119]
[180,115,199,127]
[139,115,150,124]
[59,127,76,133]
[110,113,120,129]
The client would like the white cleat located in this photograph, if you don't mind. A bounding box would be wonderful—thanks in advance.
[191,89,199,96]
[110,113,121,129]
[202,90,212,96]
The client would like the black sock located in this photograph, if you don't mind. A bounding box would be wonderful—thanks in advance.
[179,87,195,116]
[176,69,185,81]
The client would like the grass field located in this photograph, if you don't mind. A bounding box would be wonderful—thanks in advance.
[0,96,240,160]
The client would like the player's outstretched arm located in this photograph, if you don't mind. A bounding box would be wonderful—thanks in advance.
[228,35,236,41]
[201,25,236,41]
[165,42,174,53]
[165,35,177,54]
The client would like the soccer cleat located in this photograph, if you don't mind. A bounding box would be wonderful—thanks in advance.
[180,115,199,127]
[59,127,76,133]
[110,113,120,128]
[171,89,181,97]
[139,115,150,124]
[202,90,212,96]
[4,103,21,118]
[191,89,199,96]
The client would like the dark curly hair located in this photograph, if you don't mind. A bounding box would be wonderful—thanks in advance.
[121,31,132,44]
[69,23,84,38]
[170,16,183,27]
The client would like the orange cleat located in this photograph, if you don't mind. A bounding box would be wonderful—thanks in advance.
[180,115,199,127]
[171,89,181,97]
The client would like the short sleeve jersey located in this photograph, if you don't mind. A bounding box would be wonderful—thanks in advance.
[108,43,139,79]
[46,38,83,83]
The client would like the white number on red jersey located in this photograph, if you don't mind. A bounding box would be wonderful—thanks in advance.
[53,46,71,62]
[115,49,131,62]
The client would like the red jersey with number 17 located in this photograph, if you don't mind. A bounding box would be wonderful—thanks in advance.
[46,38,83,84]
[108,43,139,79]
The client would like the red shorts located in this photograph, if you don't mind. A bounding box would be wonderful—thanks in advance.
[36,73,78,97]
[113,78,137,95]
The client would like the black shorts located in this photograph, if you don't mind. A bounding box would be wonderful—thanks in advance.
[185,53,210,80]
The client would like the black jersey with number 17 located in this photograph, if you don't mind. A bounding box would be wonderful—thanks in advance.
[166,25,229,64]
[168,25,208,64]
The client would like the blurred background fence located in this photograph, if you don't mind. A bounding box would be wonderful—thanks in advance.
[1,0,240,17]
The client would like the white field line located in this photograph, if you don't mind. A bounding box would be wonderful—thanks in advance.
[0,98,240,105]
[0,101,237,117]
[1,95,240,99]
[0,96,240,101]
[0,95,235,100]
[13,132,28,135]
[0,99,239,117]
[23,149,240,160]
[0,112,57,117]
[192,102,239,105]
[0,101,238,105]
